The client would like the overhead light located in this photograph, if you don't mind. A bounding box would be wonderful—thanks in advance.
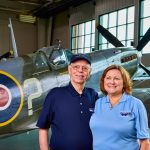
[18,1,40,6]
[19,14,36,23]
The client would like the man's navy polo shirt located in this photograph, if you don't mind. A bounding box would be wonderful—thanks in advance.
[36,82,98,150]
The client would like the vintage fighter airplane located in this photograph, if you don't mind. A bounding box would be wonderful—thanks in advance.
[0,20,150,149]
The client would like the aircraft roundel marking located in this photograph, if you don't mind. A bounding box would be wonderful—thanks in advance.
[0,84,11,110]
[0,70,24,127]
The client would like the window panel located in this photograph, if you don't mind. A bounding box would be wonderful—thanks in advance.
[92,20,95,33]
[100,14,108,28]
[100,44,107,50]
[72,38,78,49]
[118,9,127,25]
[118,25,126,41]
[109,12,117,27]
[85,21,91,34]
[99,6,134,50]
[71,20,95,54]
[127,23,134,40]
[141,18,150,36]
[141,0,150,18]
[99,35,107,44]
[91,34,95,47]
[72,26,75,37]
[85,35,91,47]
[128,6,135,23]
[72,25,78,37]
[140,0,150,54]
[78,23,84,36]
[78,36,84,48]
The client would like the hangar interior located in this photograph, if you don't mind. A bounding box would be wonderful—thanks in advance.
[0,0,149,66]
[0,1,150,150]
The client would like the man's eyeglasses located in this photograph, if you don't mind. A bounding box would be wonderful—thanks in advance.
[71,64,90,72]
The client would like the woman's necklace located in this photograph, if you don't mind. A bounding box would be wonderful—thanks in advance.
[109,94,122,109]
[110,101,119,109]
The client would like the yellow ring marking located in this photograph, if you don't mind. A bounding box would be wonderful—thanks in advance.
[0,70,24,127]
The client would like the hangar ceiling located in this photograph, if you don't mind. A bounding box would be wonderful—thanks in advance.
[0,0,92,18]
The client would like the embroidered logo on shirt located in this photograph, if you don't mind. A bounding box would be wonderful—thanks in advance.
[120,112,132,116]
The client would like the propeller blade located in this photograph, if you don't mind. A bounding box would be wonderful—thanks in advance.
[96,24,124,47]
[139,63,150,76]
[136,27,150,51]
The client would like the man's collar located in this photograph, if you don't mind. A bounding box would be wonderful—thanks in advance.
[68,82,87,97]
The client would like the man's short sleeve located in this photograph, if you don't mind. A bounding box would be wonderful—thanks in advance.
[36,89,55,129]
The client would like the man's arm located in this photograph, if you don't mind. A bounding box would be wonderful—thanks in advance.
[39,128,49,150]
[140,139,150,150]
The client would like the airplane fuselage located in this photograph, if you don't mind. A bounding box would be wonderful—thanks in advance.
[0,46,142,137]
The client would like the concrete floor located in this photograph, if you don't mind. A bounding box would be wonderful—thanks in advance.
[0,129,40,150]
[0,128,150,149]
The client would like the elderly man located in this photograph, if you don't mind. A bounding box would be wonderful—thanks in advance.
[36,54,99,150]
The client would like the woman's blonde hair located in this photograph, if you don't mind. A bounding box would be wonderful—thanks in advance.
[100,65,132,95]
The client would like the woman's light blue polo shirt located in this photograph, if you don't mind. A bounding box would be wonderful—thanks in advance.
[90,92,149,150]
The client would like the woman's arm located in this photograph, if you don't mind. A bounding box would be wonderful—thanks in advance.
[39,128,49,150]
[140,139,150,150]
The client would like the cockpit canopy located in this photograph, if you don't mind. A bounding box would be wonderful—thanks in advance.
[33,47,73,72]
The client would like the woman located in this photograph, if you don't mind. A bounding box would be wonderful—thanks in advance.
[90,65,150,150]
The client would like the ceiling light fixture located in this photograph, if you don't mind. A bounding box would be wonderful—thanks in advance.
[19,14,36,23]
